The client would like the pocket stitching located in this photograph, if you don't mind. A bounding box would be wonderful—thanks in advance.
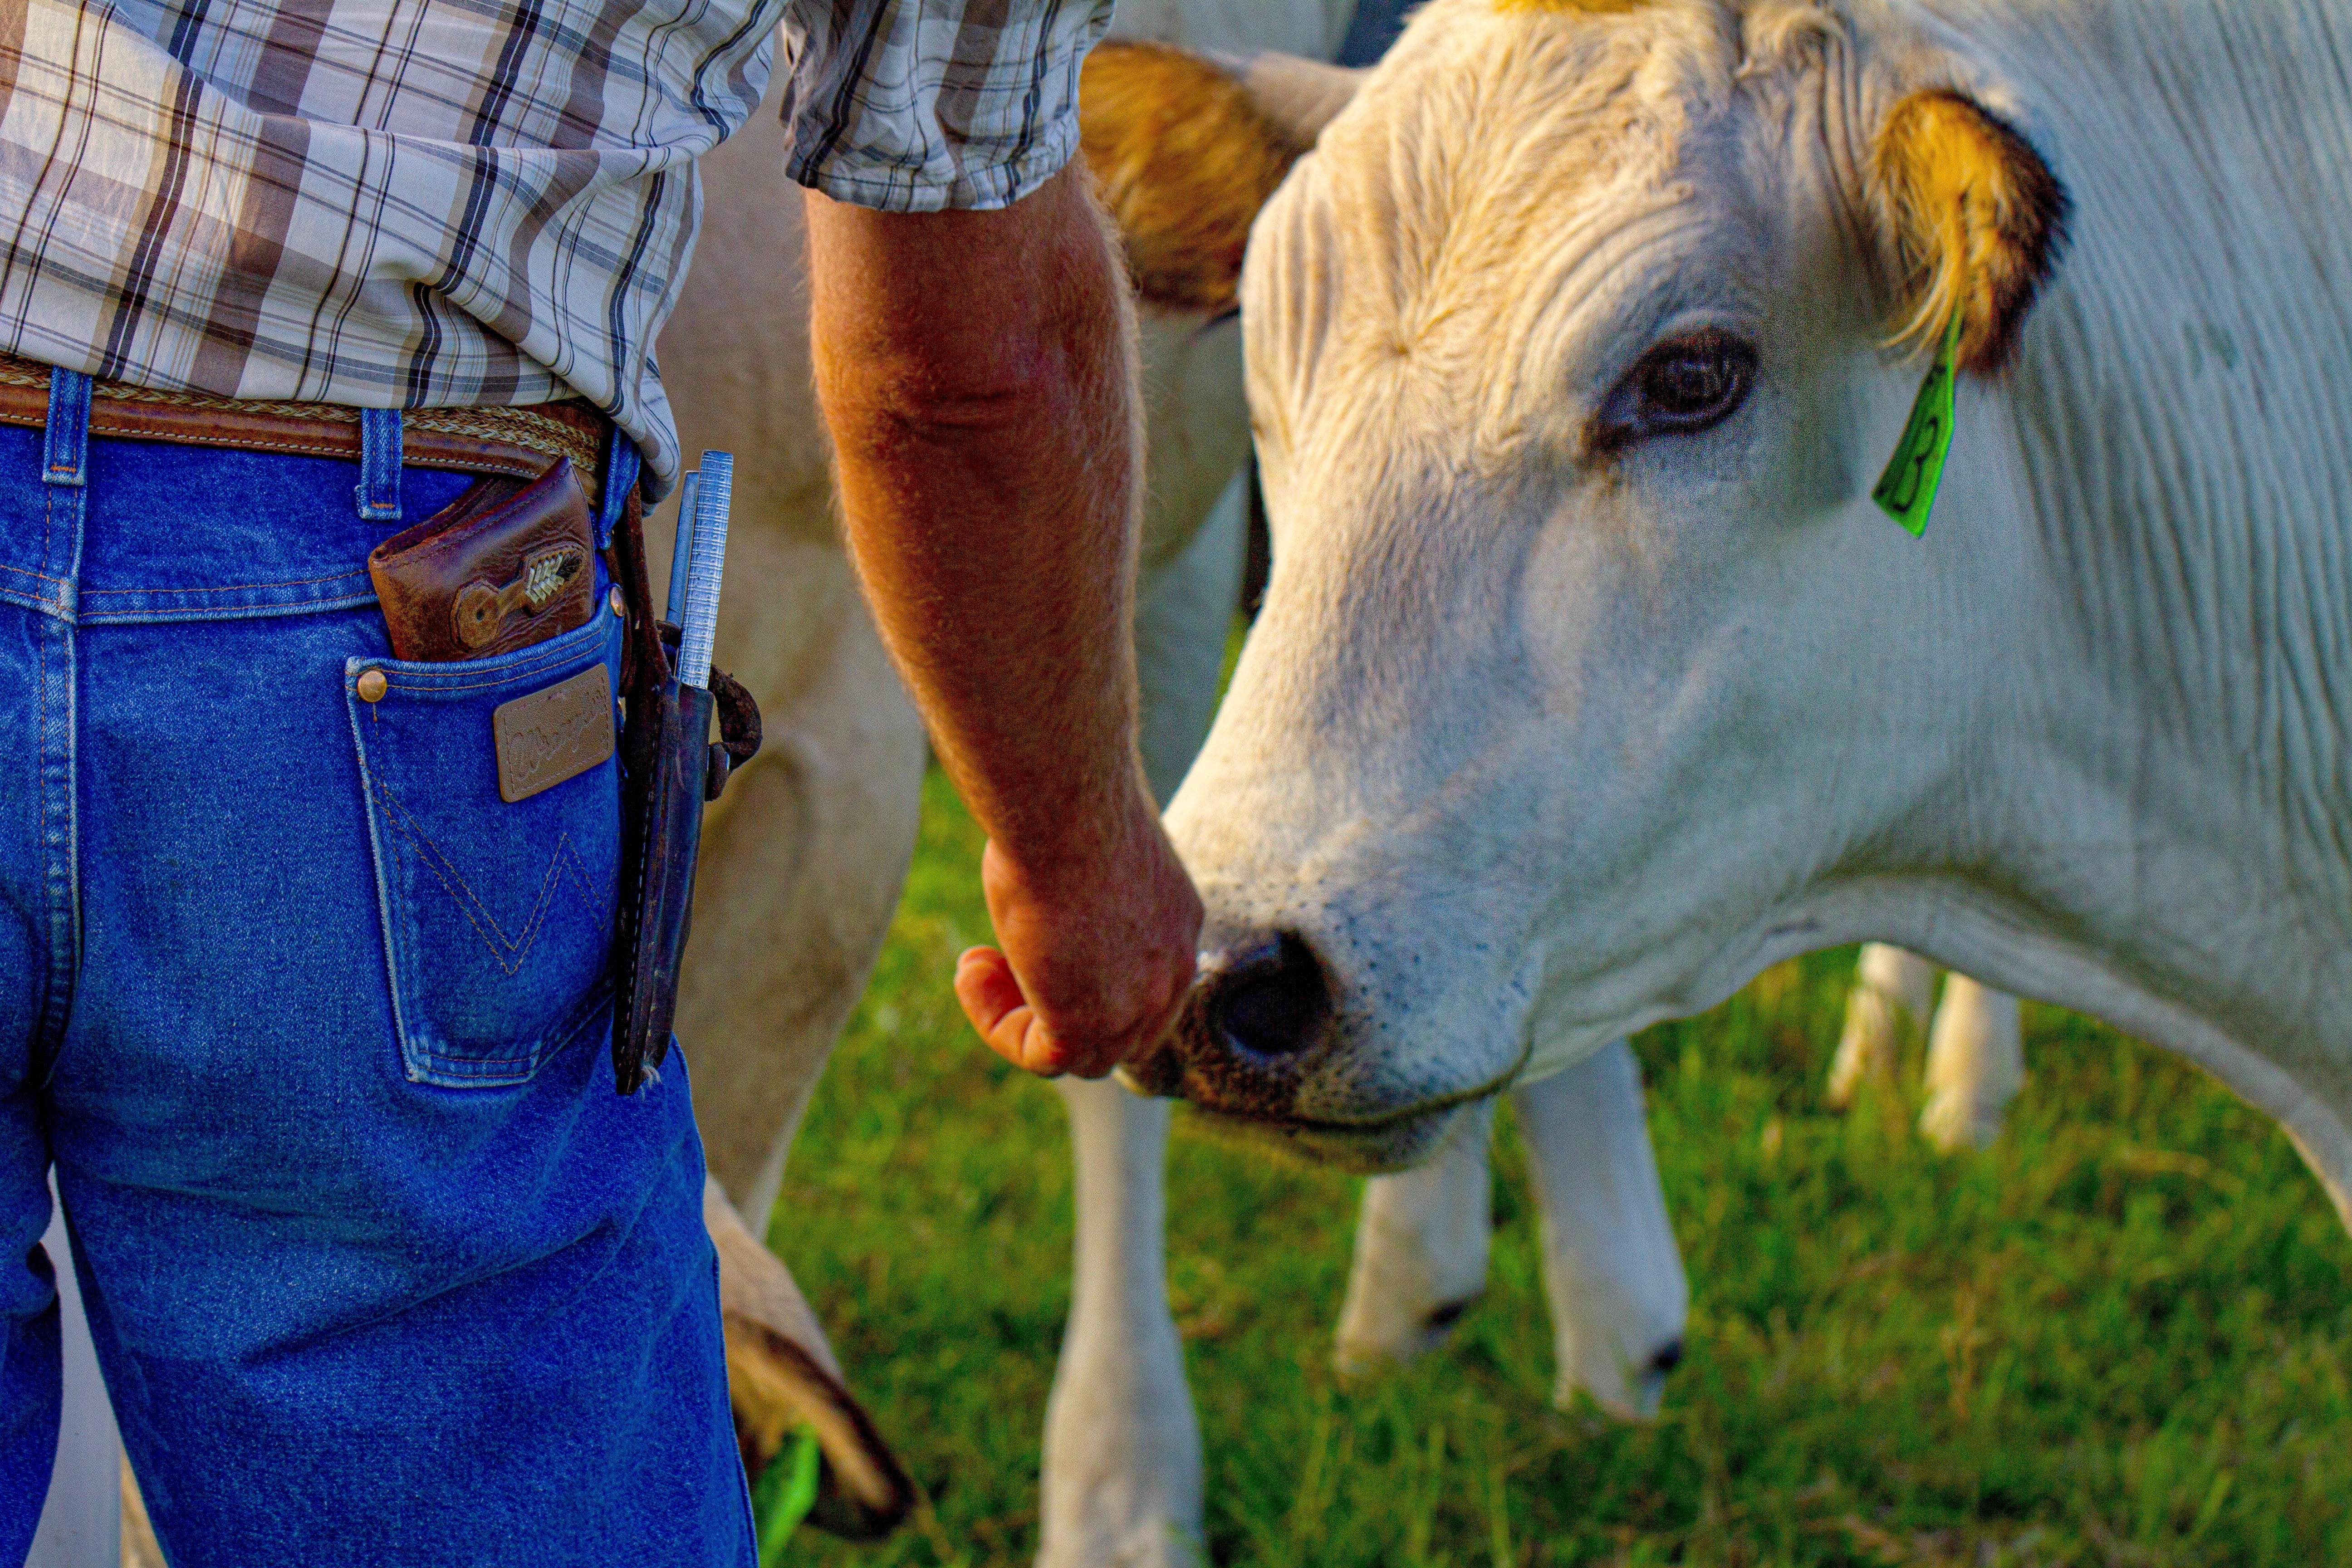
[379,643,595,697]
[346,611,621,1088]
[374,777,612,979]
[368,608,615,696]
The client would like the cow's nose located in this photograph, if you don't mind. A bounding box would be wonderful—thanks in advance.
[1117,930,1338,1109]
[1203,931,1333,1063]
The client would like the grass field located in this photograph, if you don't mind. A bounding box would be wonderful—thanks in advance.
[779,768,2352,1568]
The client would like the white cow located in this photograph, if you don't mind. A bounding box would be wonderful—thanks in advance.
[657,10,1690,1564]
[1113,0,2352,1252]
[1833,945,2025,1150]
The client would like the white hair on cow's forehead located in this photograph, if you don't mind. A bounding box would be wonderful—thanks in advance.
[1251,0,1825,464]
[1735,0,1846,76]
[1478,0,1852,89]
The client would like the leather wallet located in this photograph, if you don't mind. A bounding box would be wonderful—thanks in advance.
[368,460,596,662]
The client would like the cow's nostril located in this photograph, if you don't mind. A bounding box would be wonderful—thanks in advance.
[1647,1338,1685,1376]
[1208,931,1333,1061]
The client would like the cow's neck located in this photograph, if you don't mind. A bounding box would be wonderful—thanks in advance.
[1882,0,2352,1214]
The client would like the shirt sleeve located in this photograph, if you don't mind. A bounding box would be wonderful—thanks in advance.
[779,0,1114,212]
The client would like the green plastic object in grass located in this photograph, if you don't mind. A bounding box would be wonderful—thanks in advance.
[1872,309,1963,536]
[751,1426,821,1566]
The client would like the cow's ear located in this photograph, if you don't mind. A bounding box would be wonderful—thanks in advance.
[1080,44,1356,315]
[1871,89,2068,374]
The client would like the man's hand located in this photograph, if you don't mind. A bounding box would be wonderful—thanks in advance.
[805,162,1202,1078]
[955,785,1201,1078]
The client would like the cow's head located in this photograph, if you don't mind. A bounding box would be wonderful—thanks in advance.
[1103,0,2068,1166]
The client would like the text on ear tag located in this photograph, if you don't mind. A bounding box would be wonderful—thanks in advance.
[1872,310,1963,536]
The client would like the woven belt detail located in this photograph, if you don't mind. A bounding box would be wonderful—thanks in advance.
[0,352,609,504]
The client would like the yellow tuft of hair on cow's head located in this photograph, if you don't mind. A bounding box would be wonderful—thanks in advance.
[1080,43,1305,317]
[1491,0,1652,13]
[1873,89,2069,375]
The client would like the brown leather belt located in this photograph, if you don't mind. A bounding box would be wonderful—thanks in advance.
[0,351,610,508]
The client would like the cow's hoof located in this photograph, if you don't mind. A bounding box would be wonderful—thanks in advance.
[1554,1335,1683,1423]
[725,1313,916,1539]
[1917,1091,2006,1152]
[1826,984,1905,1108]
[1035,1514,1206,1568]
[708,1179,913,1540]
[1333,1292,1479,1377]
[1557,1369,1667,1422]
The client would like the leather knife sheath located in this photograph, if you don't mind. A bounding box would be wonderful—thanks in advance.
[368,459,596,662]
[610,659,711,1095]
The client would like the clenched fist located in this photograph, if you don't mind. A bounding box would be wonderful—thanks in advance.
[955,787,1201,1078]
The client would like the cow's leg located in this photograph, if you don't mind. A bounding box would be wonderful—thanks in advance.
[1917,977,2027,1151]
[1827,944,1938,1108]
[1514,1041,1690,1420]
[1041,1081,1203,1568]
[1333,1042,1688,1420]
[1038,476,1243,1568]
[1130,475,1249,799]
[1332,1101,1496,1374]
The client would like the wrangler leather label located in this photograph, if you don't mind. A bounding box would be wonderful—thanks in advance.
[492,664,616,804]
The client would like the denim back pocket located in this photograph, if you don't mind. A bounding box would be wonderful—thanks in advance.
[346,607,623,1087]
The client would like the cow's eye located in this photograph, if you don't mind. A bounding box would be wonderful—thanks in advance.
[1594,330,1758,450]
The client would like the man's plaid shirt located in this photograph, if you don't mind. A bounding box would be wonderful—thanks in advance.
[0,0,1111,487]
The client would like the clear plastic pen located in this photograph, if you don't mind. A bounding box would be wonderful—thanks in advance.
[675,450,732,691]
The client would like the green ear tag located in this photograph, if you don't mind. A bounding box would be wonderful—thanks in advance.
[1871,309,1963,536]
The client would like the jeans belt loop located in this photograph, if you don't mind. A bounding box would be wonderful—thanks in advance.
[594,427,640,554]
[357,407,404,523]
[43,368,91,489]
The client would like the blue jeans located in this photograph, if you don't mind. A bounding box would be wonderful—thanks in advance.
[0,377,755,1565]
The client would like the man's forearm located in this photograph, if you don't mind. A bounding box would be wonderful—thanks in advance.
[804,160,1199,1078]
[806,163,1148,870]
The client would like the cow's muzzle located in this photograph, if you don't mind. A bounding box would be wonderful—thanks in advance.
[1120,930,1336,1116]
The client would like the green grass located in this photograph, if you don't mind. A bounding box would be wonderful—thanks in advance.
[778,768,2352,1568]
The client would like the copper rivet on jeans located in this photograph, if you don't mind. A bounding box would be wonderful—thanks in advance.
[357,669,388,703]
[609,586,624,618]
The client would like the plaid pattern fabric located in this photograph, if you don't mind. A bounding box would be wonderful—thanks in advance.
[0,0,1111,489]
